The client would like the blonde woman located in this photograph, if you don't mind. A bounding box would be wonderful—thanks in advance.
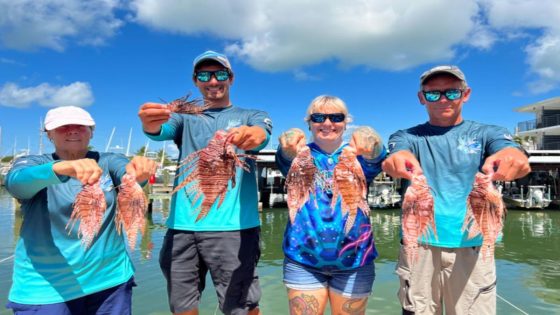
[276,95,386,314]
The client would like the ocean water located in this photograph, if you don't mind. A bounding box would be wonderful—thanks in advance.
[0,188,559,314]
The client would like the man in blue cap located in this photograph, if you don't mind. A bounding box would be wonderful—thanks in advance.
[382,65,530,315]
[138,51,272,315]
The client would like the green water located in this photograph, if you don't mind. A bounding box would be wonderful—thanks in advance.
[0,188,559,314]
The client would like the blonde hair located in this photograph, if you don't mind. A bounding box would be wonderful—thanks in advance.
[304,95,353,123]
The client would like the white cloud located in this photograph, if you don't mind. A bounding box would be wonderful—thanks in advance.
[526,34,560,93]
[0,81,94,108]
[0,0,124,51]
[481,0,560,30]
[132,0,479,71]
[1,0,559,93]
[293,69,321,81]
[129,0,560,92]
[165,142,179,159]
[0,57,24,65]
[481,0,560,93]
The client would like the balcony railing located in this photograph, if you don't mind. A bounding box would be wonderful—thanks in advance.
[517,119,537,132]
[517,114,560,132]
[543,141,560,150]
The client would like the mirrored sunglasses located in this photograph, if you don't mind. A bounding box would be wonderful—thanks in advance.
[422,89,464,102]
[195,70,230,82]
[309,113,346,123]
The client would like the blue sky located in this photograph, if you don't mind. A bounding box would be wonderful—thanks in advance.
[1,0,560,158]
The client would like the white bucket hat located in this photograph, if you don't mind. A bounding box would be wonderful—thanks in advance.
[44,106,95,131]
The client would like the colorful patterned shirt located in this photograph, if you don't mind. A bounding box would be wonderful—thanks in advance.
[276,143,386,270]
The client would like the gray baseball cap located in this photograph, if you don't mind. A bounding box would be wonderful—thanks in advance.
[419,65,467,87]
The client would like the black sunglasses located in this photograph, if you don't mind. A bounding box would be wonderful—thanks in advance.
[422,89,464,102]
[194,70,231,82]
[309,113,346,123]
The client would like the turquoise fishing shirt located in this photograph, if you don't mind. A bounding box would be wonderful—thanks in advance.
[388,120,520,248]
[144,105,273,231]
[5,151,134,304]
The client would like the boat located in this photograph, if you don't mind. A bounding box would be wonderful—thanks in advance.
[155,165,177,185]
[368,178,401,208]
[259,168,287,208]
[498,181,552,209]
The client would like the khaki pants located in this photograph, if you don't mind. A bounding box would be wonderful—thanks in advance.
[396,245,496,315]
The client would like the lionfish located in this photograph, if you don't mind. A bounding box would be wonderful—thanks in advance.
[167,93,210,114]
[67,180,107,249]
[115,174,148,251]
[285,146,319,224]
[463,172,506,261]
[172,130,254,221]
[331,148,370,234]
[401,175,437,263]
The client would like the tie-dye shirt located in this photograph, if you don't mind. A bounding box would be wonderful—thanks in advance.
[276,143,386,270]
[388,120,520,247]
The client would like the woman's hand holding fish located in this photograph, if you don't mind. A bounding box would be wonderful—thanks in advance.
[228,125,267,150]
[52,158,103,185]
[125,156,158,183]
[349,126,382,160]
[279,128,306,160]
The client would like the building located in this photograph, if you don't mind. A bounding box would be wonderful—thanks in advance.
[255,149,286,208]
[515,96,560,150]
[514,96,560,207]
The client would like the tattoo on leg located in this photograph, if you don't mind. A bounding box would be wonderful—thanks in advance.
[289,293,320,315]
[339,298,368,315]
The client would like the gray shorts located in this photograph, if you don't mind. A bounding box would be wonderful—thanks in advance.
[159,228,261,315]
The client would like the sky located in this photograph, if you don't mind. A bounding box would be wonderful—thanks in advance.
[1,0,560,159]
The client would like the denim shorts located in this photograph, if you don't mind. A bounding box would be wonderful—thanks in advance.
[6,277,135,315]
[283,258,375,298]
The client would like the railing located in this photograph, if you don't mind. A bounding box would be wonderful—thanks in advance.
[543,142,560,150]
[542,114,560,128]
[518,114,560,132]
[517,119,537,132]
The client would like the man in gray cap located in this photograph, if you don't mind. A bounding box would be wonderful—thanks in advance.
[138,51,272,315]
[382,65,530,314]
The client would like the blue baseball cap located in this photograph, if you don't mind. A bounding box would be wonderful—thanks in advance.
[193,50,232,73]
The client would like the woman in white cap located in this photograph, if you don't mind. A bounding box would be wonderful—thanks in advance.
[4,106,157,315]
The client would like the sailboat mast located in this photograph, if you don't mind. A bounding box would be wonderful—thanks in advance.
[39,117,44,155]
[126,128,132,157]
[105,127,116,152]
[144,140,150,157]
[160,141,166,166]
